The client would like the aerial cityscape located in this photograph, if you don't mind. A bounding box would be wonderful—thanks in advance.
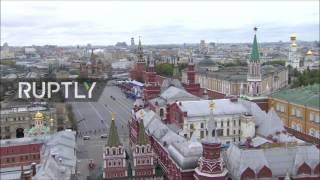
[0,1,319,180]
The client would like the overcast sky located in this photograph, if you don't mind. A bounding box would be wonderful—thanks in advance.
[1,1,319,46]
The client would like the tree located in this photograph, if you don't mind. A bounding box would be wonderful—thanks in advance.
[155,63,173,77]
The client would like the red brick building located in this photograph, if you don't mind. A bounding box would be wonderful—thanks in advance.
[0,137,46,168]
[182,52,201,97]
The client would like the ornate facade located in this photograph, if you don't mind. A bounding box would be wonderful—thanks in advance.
[80,50,104,77]
[103,113,127,179]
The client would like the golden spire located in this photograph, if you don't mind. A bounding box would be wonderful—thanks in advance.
[111,112,115,121]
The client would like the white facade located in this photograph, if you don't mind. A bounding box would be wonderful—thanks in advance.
[286,33,300,69]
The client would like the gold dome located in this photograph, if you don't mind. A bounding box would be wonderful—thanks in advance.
[290,32,297,38]
[306,50,313,55]
[34,112,45,120]
[291,43,297,47]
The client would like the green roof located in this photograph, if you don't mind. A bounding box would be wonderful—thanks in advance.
[137,120,149,145]
[107,119,121,147]
[250,34,260,62]
[270,83,320,109]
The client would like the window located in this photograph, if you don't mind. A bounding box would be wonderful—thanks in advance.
[239,120,241,126]
[142,147,144,153]
[238,130,241,135]
[217,129,223,136]
[200,131,204,138]
[221,121,224,127]
[227,121,229,127]
[159,109,164,117]
[233,130,236,135]
[233,120,236,126]
[190,124,194,130]
[184,134,187,138]
[227,129,230,136]
[200,123,204,129]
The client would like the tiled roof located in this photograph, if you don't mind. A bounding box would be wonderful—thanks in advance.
[270,83,320,109]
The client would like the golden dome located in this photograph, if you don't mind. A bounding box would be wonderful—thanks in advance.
[291,43,297,47]
[306,50,313,55]
[34,112,45,120]
[290,32,297,38]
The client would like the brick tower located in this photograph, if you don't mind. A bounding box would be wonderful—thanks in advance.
[183,50,201,97]
[103,113,127,179]
[132,110,155,177]
[130,37,146,82]
[143,54,161,100]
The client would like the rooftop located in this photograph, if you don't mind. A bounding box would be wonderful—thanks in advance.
[270,83,320,109]
[196,64,286,82]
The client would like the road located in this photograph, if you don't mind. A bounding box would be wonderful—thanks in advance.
[71,83,134,180]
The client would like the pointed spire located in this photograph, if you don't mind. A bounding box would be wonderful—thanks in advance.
[250,27,260,62]
[107,113,121,147]
[137,36,144,63]
[137,111,149,145]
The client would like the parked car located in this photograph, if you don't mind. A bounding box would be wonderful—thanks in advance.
[83,136,91,140]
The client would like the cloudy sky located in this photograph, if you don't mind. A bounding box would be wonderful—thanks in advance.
[1,1,319,46]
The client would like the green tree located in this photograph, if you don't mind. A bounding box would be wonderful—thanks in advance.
[155,63,174,77]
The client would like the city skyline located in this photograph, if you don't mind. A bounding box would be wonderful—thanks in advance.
[1,1,319,46]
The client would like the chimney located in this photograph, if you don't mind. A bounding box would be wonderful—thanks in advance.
[31,162,37,176]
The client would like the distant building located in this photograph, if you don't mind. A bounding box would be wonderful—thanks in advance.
[286,33,301,69]
[0,103,56,139]
[80,50,105,78]
[131,37,135,47]
[269,84,320,143]
[303,50,320,70]
[199,40,208,55]
[186,29,288,111]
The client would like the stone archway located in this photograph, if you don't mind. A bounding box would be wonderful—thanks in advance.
[16,128,24,138]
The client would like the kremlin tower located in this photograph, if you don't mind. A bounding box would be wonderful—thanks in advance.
[143,54,161,100]
[182,50,201,97]
[132,110,155,177]
[103,113,127,179]
[130,38,146,82]
[247,27,262,97]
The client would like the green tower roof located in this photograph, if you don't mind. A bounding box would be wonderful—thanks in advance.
[137,120,149,145]
[107,114,121,147]
[250,33,260,62]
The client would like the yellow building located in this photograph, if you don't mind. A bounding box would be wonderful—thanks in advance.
[268,84,320,141]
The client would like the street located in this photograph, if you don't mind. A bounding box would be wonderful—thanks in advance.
[71,83,134,180]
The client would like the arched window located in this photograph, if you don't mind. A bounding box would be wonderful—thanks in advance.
[159,109,164,117]
[212,130,215,137]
